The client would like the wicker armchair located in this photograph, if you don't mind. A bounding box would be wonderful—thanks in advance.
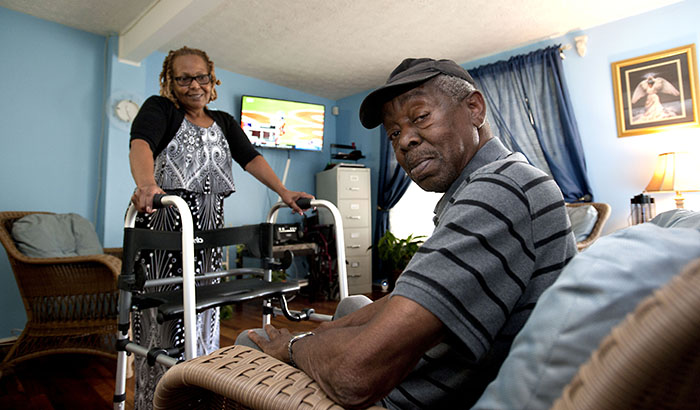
[0,211,121,376]
[153,257,700,410]
[153,344,384,410]
[566,202,611,251]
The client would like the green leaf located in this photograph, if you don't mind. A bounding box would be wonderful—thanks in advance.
[372,231,425,273]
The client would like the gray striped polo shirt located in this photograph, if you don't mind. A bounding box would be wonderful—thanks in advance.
[384,137,577,409]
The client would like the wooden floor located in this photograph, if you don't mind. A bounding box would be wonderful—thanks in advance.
[0,293,379,410]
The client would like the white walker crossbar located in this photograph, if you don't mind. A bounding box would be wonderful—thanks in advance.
[265,199,349,325]
[113,196,349,409]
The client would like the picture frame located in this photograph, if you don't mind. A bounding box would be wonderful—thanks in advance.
[611,44,699,137]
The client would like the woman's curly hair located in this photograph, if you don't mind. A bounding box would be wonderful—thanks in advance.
[159,46,221,108]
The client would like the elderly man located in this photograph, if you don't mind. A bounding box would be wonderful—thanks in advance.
[246,58,577,409]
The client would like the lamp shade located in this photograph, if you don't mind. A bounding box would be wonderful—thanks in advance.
[645,152,700,193]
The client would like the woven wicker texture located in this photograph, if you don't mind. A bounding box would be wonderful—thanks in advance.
[552,257,700,410]
[154,345,387,410]
[566,202,611,251]
[0,211,120,376]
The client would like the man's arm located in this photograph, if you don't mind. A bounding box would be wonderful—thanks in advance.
[313,294,390,333]
[250,295,445,408]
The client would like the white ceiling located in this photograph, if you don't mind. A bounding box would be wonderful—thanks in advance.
[1,0,682,100]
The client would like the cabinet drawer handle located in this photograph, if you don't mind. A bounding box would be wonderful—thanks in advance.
[347,245,361,249]
[347,187,360,191]
[347,216,361,220]
[347,274,362,278]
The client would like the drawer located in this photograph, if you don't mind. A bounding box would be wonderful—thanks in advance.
[337,199,370,228]
[345,255,372,295]
[337,169,370,199]
[344,228,371,256]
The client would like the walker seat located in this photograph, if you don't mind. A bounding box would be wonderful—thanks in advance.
[119,220,305,324]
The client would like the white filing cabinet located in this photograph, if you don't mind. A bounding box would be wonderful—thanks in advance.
[316,165,372,294]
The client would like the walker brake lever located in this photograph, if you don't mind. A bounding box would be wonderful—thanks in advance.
[276,294,315,322]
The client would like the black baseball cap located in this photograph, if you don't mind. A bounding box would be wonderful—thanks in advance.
[359,58,476,129]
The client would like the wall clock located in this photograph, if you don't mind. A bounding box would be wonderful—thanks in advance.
[107,92,142,131]
[114,99,140,123]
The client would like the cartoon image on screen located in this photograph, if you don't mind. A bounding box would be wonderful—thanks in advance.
[240,95,325,151]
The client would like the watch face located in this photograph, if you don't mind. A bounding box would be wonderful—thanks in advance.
[115,99,139,122]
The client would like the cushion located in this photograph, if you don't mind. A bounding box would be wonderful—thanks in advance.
[566,204,598,242]
[12,213,103,258]
[472,220,700,410]
[650,208,700,229]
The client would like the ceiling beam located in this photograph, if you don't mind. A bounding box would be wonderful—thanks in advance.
[118,0,223,64]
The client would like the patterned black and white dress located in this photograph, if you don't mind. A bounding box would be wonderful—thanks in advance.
[132,117,236,409]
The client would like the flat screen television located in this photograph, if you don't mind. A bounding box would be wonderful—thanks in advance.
[240,95,325,151]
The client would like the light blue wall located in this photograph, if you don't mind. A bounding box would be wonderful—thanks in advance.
[550,0,700,233]
[337,0,700,236]
[101,36,150,248]
[0,8,108,337]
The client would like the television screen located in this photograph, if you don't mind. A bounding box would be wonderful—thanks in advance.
[240,95,325,151]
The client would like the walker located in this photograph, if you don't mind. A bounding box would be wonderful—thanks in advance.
[113,195,348,409]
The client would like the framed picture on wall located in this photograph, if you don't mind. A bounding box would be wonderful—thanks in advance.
[611,44,699,137]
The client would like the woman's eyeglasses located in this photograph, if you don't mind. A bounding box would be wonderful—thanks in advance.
[174,74,212,87]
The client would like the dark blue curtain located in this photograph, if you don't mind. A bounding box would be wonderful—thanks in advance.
[373,125,412,276]
[470,45,593,202]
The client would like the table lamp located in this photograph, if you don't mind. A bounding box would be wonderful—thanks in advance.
[644,152,700,209]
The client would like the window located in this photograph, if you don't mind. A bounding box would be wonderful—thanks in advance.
[389,181,442,240]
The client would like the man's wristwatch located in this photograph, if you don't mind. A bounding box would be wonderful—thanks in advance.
[287,331,314,367]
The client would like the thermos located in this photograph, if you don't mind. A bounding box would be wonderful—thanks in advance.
[630,194,655,225]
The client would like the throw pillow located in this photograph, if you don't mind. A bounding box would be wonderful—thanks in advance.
[650,208,700,229]
[12,213,103,258]
[566,204,598,242]
[471,220,700,410]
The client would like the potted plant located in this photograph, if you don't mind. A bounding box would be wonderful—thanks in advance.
[373,231,426,289]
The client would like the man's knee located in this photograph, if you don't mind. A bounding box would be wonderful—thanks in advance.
[334,295,373,319]
[234,328,268,350]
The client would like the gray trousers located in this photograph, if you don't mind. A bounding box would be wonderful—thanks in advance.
[235,295,373,349]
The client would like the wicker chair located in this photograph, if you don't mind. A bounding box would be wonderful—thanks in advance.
[0,211,121,376]
[566,202,611,251]
[153,257,700,410]
[153,344,384,410]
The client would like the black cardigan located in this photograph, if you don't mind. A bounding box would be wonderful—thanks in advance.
[130,95,260,168]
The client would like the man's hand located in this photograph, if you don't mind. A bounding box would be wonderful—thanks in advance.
[248,324,294,362]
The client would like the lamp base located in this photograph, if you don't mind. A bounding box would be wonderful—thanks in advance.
[675,192,685,209]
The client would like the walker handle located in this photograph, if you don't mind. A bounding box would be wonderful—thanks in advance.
[152,194,166,209]
[296,197,312,210]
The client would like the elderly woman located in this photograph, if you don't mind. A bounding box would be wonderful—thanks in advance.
[128,46,312,408]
